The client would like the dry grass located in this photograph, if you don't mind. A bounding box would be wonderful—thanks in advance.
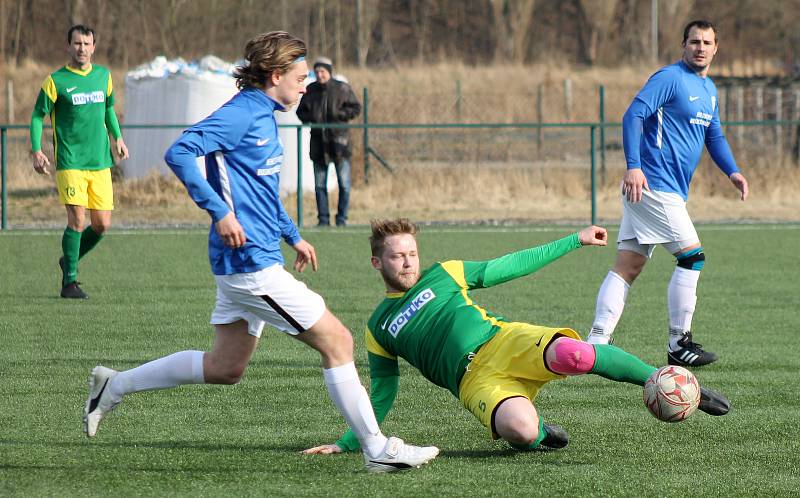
[3,60,799,227]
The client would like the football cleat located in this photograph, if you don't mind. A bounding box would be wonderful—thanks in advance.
[586,327,613,345]
[667,332,717,366]
[61,281,89,299]
[540,423,569,449]
[363,437,439,473]
[83,366,121,438]
[698,386,731,416]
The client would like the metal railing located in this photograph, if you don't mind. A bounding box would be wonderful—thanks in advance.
[2,119,799,230]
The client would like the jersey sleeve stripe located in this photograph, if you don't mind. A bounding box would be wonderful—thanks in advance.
[441,260,501,327]
[42,76,57,103]
[440,260,467,288]
[107,73,113,96]
[365,327,396,360]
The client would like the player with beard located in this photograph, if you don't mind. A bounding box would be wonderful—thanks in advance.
[304,219,731,455]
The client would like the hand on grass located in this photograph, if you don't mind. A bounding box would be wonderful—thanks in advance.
[302,444,342,455]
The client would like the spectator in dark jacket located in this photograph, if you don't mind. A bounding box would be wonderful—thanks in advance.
[296,57,361,227]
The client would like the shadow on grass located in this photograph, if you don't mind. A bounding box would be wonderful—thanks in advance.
[9,187,56,198]
[0,438,299,454]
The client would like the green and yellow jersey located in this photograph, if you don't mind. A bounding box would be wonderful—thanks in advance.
[29,64,122,170]
[335,232,583,451]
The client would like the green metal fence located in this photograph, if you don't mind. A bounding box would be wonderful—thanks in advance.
[2,118,798,230]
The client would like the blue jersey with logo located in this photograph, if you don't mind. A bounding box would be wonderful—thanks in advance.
[165,88,301,275]
[622,61,738,200]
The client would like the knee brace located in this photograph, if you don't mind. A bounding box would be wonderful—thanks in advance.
[676,247,705,271]
[547,338,596,376]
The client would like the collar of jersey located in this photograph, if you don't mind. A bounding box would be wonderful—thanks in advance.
[244,87,285,112]
[385,291,406,298]
[677,59,707,80]
[65,64,93,76]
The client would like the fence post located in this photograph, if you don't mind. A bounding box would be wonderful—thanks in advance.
[363,86,370,183]
[564,78,573,122]
[1,127,7,230]
[536,83,543,150]
[296,125,303,227]
[736,86,744,144]
[590,125,597,226]
[774,87,783,151]
[455,79,462,121]
[599,84,606,183]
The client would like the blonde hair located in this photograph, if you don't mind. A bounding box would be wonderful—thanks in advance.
[369,218,418,257]
[234,31,306,90]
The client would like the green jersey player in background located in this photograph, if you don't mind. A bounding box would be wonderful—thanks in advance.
[30,24,129,299]
[305,219,730,455]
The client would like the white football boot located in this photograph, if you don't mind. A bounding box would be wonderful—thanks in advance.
[83,366,121,438]
[363,437,439,473]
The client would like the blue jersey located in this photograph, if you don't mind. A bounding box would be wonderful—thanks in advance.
[165,88,301,275]
[622,61,738,200]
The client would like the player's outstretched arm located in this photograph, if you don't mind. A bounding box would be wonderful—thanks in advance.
[578,225,608,246]
[729,172,749,201]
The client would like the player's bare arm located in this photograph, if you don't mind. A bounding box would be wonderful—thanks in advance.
[215,212,246,248]
[32,150,52,175]
[622,168,649,203]
[578,226,608,246]
[729,172,748,201]
[292,239,318,272]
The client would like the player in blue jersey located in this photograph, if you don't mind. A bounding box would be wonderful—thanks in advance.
[586,20,749,367]
[81,32,438,473]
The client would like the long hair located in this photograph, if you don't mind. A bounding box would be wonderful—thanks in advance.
[370,218,419,257]
[234,31,306,90]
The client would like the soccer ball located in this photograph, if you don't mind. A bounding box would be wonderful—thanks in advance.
[643,365,701,422]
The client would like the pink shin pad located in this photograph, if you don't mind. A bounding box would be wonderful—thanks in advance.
[548,338,596,375]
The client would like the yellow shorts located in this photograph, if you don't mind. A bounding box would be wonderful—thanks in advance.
[56,168,114,210]
[458,321,581,439]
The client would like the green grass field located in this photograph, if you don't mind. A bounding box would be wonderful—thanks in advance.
[1,225,799,497]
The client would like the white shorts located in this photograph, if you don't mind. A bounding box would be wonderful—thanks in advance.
[210,263,326,338]
[618,189,700,258]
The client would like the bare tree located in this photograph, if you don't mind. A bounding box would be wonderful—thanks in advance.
[490,0,536,64]
[355,0,379,66]
[409,0,432,63]
[576,0,617,65]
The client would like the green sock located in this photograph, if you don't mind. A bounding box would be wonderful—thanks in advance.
[510,417,546,451]
[61,227,81,285]
[79,226,103,260]
[590,344,658,386]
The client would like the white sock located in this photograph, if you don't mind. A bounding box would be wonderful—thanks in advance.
[323,362,387,457]
[668,267,700,350]
[109,350,205,401]
[588,271,630,344]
